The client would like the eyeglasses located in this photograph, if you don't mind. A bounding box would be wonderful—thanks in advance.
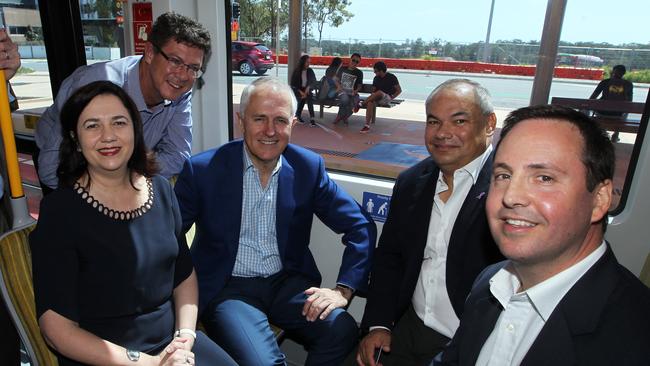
[152,43,203,79]
[351,58,360,63]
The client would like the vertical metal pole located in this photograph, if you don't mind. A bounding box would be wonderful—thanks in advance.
[288,0,302,84]
[275,0,280,77]
[482,0,495,63]
[0,70,34,229]
[530,0,567,106]
[0,72,20,199]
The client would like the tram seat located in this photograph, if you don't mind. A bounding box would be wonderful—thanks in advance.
[0,223,59,366]
[640,252,650,288]
[550,97,645,141]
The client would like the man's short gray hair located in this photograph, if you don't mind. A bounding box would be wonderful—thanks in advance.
[425,78,494,116]
[240,77,297,118]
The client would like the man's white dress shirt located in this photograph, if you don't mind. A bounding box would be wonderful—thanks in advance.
[475,242,607,366]
[411,145,493,338]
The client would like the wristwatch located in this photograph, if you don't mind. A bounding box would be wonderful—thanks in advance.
[126,349,140,362]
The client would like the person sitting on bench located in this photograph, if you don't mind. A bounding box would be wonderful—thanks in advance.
[589,64,633,111]
[334,53,363,125]
[359,62,401,134]
[589,64,633,142]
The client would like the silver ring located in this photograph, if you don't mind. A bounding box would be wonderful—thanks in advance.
[185,355,191,364]
[3,51,7,60]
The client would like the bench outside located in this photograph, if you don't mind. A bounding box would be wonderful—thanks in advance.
[550,97,646,140]
[312,82,404,124]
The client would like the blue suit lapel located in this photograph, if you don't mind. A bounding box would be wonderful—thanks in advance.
[276,154,295,260]
[224,143,244,255]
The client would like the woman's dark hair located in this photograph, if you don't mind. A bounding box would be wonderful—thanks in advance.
[291,55,311,84]
[57,80,159,189]
[329,57,342,69]
[297,54,310,70]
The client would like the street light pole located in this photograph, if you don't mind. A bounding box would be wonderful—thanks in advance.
[275,0,280,77]
[482,0,495,63]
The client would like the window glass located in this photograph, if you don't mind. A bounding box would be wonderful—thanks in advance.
[79,0,127,61]
[549,0,648,211]
[231,0,648,213]
[8,1,128,218]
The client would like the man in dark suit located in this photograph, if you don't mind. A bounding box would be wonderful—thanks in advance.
[352,79,503,366]
[174,77,376,366]
[433,105,650,366]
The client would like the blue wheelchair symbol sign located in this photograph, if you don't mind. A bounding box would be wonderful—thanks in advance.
[362,192,391,223]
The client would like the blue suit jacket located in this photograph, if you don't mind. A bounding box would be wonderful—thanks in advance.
[434,246,650,366]
[175,141,376,311]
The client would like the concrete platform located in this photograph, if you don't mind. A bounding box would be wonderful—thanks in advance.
[14,81,636,218]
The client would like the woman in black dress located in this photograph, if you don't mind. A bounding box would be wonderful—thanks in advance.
[30,81,236,366]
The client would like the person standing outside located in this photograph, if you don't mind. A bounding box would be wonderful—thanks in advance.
[334,53,363,125]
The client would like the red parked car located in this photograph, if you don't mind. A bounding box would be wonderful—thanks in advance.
[231,41,274,75]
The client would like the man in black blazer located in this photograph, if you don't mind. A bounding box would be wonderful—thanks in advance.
[434,105,650,365]
[352,79,504,366]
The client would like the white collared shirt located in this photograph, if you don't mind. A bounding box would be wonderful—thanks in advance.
[475,242,607,366]
[411,145,493,338]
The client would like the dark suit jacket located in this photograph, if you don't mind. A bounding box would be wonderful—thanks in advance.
[174,140,376,312]
[435,246,650,365]
[361,155,503,330]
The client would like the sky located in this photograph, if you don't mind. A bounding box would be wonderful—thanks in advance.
[318,0,648,45]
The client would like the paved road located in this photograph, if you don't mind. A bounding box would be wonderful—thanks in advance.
[21,59,648,110]
[234,65,649,110]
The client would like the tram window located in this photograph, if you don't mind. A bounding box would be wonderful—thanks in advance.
[11,0,127,129]
[9,0,127,217]
[549,0,649,213]
[6,3,53,111]
[79,0,127,60]
[229,0,549,179]
[229,0,648,215]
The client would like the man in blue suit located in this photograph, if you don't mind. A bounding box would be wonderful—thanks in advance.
[175,77,376,366]
[433,105,650,365]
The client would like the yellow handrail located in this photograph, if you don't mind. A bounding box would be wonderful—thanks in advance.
[0,70,23,198]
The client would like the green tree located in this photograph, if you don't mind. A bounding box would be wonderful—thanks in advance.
[239,0,273,42]
[25,25,43,43]
[96,0,118,18]
[239,0,291,44]
[310,0,353,48]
